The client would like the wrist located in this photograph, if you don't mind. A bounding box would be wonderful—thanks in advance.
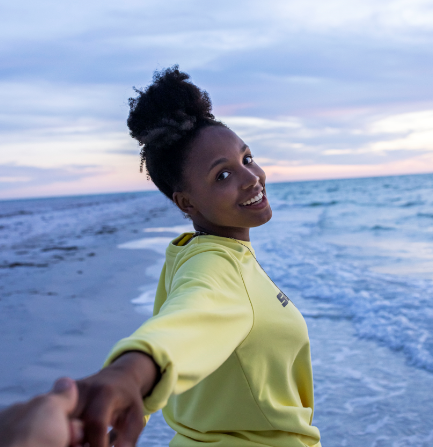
[110,351,160,398]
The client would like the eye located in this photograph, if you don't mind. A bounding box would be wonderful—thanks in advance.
[244,154,254,165]
[217,171,230,181]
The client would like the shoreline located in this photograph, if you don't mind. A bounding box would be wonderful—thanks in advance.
[0,198,185,406]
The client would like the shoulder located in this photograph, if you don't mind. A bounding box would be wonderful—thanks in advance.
[174,241,240,275]
[164,239,253,313]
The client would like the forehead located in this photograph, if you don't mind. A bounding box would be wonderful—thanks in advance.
[189,126,245,163]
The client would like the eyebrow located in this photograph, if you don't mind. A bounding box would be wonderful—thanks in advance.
[207,144,249,173]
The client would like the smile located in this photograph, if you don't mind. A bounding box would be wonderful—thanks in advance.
[241,191,264,206]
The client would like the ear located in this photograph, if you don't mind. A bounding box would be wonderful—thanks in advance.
[172,191,197,217]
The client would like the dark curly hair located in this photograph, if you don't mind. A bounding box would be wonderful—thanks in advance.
[127,65,226,200]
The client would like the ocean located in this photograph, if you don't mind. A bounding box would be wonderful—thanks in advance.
[260,173,433,373]
[1,172,432,446]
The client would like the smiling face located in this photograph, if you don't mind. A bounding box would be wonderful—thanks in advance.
[172,125,272,241]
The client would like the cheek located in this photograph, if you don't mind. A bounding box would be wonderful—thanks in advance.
[210,186,235,210]
[199,185,237,218]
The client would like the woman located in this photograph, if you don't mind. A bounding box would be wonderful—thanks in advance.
[75,66,321,447]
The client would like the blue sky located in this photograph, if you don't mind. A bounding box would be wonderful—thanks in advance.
[1,0,433,199]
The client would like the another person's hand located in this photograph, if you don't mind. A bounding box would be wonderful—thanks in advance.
[74,351,159,447]
[0,377,83,447]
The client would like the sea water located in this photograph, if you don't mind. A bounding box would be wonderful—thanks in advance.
[1,173,432,446]
[259,174,433,373]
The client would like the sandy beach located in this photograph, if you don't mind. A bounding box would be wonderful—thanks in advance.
[0,199,171,387]
[1,176,433,446]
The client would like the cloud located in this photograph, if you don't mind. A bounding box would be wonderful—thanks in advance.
[3,0,433,43]
[1,0,433,198]
[0,163,105,190]
[0,81,127,129]
[2,0,433,87]
[223,108,433,165]
[365,110,433,152]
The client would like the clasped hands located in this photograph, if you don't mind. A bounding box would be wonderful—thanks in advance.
[0,352,159,447]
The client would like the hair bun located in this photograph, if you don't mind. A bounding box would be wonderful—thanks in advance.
[127,65,225,200]
[128,65,214,148]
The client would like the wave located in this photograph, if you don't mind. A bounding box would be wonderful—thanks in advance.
[418,212,433,219]
[0,261,48,268]
[369,225,395,231]
[401,200,425,207]
[304,200,339,207]
[0,210,33,219]
[41,246,78,252]
[259,233,433,374]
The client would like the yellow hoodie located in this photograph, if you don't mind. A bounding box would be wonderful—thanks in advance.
[105,233,321,447]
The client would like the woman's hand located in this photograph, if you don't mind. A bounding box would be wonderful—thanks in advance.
[74,351,159,447]
[0,377,83,447]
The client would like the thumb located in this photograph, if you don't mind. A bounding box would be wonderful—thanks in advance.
[50,377,78,415]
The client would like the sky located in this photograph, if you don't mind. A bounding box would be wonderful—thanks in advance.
[1,0,433,199]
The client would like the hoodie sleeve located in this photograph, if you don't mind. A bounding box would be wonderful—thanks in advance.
[104,248,253,414]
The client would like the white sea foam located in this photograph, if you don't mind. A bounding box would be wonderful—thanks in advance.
[125,228,185,316]
[145,258,165,280]
[131,288,158,314]
[118,237,173,254]
[144,224,194,233]
[0,191,173,268]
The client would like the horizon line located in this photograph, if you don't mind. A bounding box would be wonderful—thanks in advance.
[1,170,432,203]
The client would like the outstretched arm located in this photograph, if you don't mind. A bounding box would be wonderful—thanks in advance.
[74,351,159,447]
[74,250,251,447]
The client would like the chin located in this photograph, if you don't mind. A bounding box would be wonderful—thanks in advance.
[251,207,273,228]
[265,207,273,223]
[262,208,273,225]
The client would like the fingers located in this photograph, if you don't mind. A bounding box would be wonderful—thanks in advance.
[80,391,114,447]
[113,401,144,447]
[69,419,84,446]
[72,364,148,447]
[72,377,114,447]
[73,377,111,447]
[50,377,78,415]
[72,379,92,419]
[51,378,82,445]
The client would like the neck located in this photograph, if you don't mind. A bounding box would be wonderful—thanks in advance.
[193,223,250,241]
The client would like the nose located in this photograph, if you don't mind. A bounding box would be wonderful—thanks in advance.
[240,165,261,190]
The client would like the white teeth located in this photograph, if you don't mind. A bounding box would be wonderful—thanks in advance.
[242,191,264,206]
